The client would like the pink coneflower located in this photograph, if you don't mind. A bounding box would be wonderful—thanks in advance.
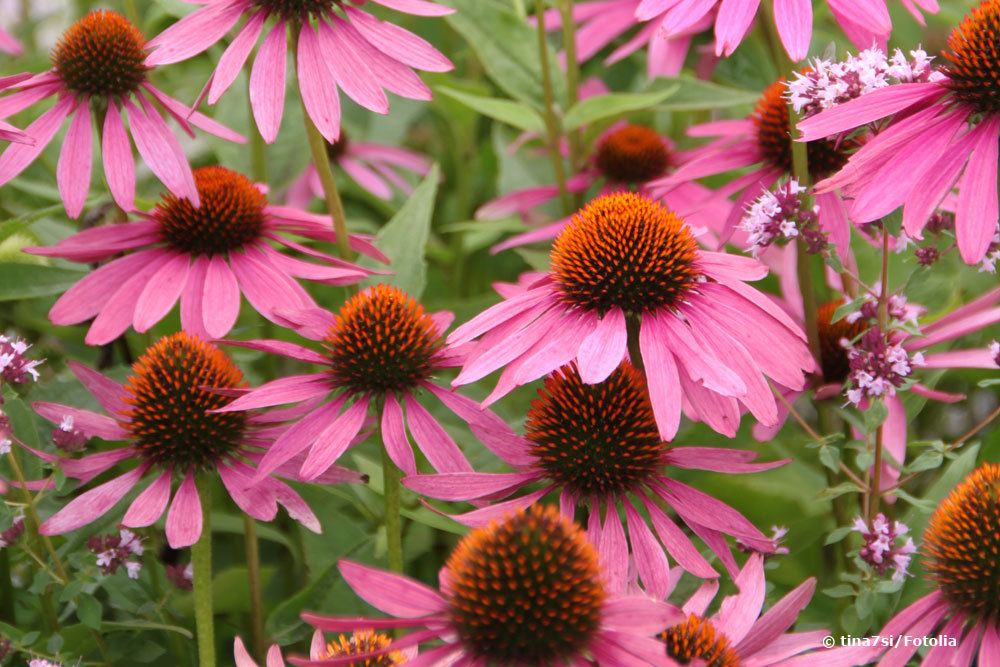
[478,123,731,254]
[0,10,244,218]
[821,463,1000,666]
[636,0,935,62]
[407,361,787,590]
[296,505,681,666]
[286,132,430,205]
[145,0,454,144]
[234,637,285,667]
[450,191,814,440]
[759,287,1000,495]
[216,284,517,481]
[25,166,384,345]
[235,630,415,666]
[542,1,710,79]
[35,333,361,548]
[652,77,863,259]
[656,553,838,666]
[797,0,1000,264]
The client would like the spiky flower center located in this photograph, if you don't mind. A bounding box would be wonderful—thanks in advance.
[660,615,741,667]
[551,192,700,316]
[156,167,267,256]
[252,0,338,20]
[527,362,665,497]
[325,285,441,394]
[817,300,868,383]
[945,0,1000,114]
[323,631,406,665]
[594,125,670,184]
[923,463,1000,622]
[52,10,148,98]
[446,505,606,666]
[754,78,850,180]
[123,333,248,470]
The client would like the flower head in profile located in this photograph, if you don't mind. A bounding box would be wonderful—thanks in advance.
[656,554,841,666]
[26,165,385,345]
[216,284,519,481]
[451,192,814,439]
[0,10,244,218]
[145,0,454,144]
[478,122,728,254]
[36,333,361,548]
[824,464,1000,665]
[408,361,787,591]
[296,505,681,666]
[286,132,431,205]
[798,0,1000,264]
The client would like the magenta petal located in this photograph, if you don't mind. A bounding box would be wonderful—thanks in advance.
[404,393,473,473]
[639,313,682,440]
[219,373,332,412]
[253,399,346,482]
[100,102,136,212]
[345,8,452,72]
[67,360,129,415]
[60,448,136,485]
[122,469,173,528]
[318,19,388,114]
[299,396,369,480]
[40,465,149,535]
[623,501,671,600]
[203,256,242,338]
[602,596,683,635]
[665,447,786,474]
[796,82,943,141]
[643,497,718,578]
[31,402,127,440]
[576,308,626,384]
[714,0,761,57]
[598,503,628,595]
[338,560,446,617]
[165,472,203,549]
[367,0,454,17]
[234,637,258,667]
[181,255,211,340]
[224,338,328,366]
[715,553,766,645]
[57,102,93,219]
[403,471,539,501]
[85,251,175,344]
[219,465,279,522]
[956,116,1000,263]
[209,12,267,104]
[129,96,199,204]
[297,22,342,143]
[381,392,416,475]
[134,253,190,332]
[270,478,321,533]
[773,0,812,61]
[250,22,288,143]
[736,577,816,656]
[448,486,551,528]
[0,94,72,186]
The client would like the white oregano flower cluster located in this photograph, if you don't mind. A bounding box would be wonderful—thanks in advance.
[786,47,940,119]
[740,180,825,257]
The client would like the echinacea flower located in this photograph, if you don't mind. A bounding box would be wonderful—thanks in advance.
[656,553,840,666]
[234,630,416,667]
[216,284,518,481]
[821,463,1000,665]
[145,0,454,144]
[286,132,431,205]
[0,10,244,218]
[36,333,360,548]
[407,361,788,592]
[450,191,814,440]
[296,504,681,666]
[797,0,1000,264]
[25,165,385,345]
[542,1,710,79]
[636,0,936,62]
[479,123,730,254]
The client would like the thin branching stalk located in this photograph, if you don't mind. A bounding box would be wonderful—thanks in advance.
[534,1,571,214]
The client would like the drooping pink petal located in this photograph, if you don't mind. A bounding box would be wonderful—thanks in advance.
[31,402,127,440]
[639,313,682,440]
[165,472,203,548]
[253,399,346,482]
[736,577,816,656]
[209,12,267,104]
[233,637,258,667]
[250,22,288,144]
[714,552,766,645]
[203,255,242,338]
[219,464,279,522]
[404,394,473,473]
[57,101,93,219]
[714,0,761,57]
[643,497,718,578]
[60,448,137,485]
[134,252,190,332]
[0,94,72,186]
[317,19,388,115]
[338,560,447,618]
[773,0,811,61]
[145,0,247,64]
[576,307,627,384]
[218,373,332,412]
[40,465,149,535]
[122,469,173,528]
[345,8,452,72]
[602,595,683,635]
[381,391,416,475]
[125,97,198,204]
[297,22,341,143]
[665,447,786,474]
[299,396,369,480]
[181,255,211,340]
[403,471,540,501]
[67,360,129,415]
[86,251,177,345]
[623,501,671,600]
[956,116,1000,263]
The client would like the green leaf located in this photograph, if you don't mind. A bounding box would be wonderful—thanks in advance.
[832,297,866,325]
[651,76,759,111]
[824,526,854,545]
[863,400,888,432]
[441,0,565,107]
[362,166,440,300]
[902,450,944,474]
[437,87,545,133]
[819,445,841,472]
[817,482,863,500]
[101,620,193,639]
[0,263,86,301]
[76,593,103,630]
[855,587,875,619]
[823,584,856,599]
[562,87,680,131]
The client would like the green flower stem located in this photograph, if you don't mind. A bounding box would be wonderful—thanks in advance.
[243,516,266,660]
[557,0,583,176]
[192,476,216,667]
[6,442,68,585]
[381,443,404,573]
[534,0,572,215]
[625,314,643,371]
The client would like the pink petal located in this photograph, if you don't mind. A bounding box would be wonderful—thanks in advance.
[250,22,287,144]
[345,8,452,72]
[145,0,247,65]
[0,95,72,186]
[209,12,267,104]
[317,19,388,114]
[181,255,211,340]
[67,360,129,415]
[203,255,242,338]
[643,496,718,578]
[367,0,454,17]
[404,393,473,473]
[31,402,126,440]
[736,577,816,656]
[715,553,766,645]
[796,82,943,142]
[714,0,761,57]
[576,308,626,384]
[639,313,682,440]
[956,116,1000,263]
[773,0,812,61]
[234,637,259,667]
[297,22,341,143]
[40,465,149,535]
[219,373,332,412]
[57,102,93,219]
[624,501,671,600]
[253,399,346,482]
[49,250,160,325]
[602,596,683,634]
[381,392,416,475]
[403,471,539,501]
[338,559,446,617]
[165,472,203,548]
[134,253,190,332]
[126,97,198,204]
[86,251,176,345]
[122,469,173,528]
[299,396,369,480]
